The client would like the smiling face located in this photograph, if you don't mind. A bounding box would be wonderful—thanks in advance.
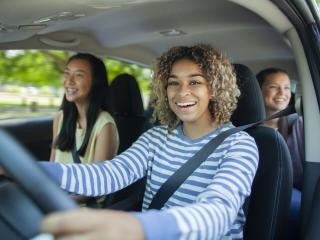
[62,58,93,105]
[166,59,212,128]
[261,72,291,115]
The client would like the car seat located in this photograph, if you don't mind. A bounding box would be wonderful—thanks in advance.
[232,64,293,240]
[105,73,147,210]
[108,73,146,153]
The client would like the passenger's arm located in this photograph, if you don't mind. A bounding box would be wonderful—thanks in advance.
[40,128,152,196]
[93,122,119,162]
[49,112,61,162]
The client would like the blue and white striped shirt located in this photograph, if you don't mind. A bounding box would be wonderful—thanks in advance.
[43,124,258,240]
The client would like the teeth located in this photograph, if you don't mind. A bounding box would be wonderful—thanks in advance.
[176,101,196,107]
[66,88,78,94]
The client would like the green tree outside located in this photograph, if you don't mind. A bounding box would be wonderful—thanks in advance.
[0,50,151,91]
[0,50,152,119]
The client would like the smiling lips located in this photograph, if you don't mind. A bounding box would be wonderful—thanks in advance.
[274,97,287,104]
[176,101,197,110]
[66,88,78,95]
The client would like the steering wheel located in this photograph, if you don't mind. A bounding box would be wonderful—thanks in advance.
[0,129,78,238]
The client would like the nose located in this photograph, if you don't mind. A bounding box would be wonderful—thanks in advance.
[64,74,75,85]
[278,87,284,94]
[279,87,290,96]
[275,86,285,95]
[177,83,191,96]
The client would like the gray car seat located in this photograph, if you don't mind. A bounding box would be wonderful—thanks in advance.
[108,73,147,153]
[105,73,147,209]
[232,64,293,240]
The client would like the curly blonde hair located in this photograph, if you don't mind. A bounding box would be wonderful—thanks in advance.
[151,44,240,130]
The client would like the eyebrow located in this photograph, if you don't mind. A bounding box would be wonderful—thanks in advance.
[267,83,291,86]
[64,67,86,73]
[168,73,205,78]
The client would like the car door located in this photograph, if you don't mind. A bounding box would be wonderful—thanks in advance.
[273,0,320,238]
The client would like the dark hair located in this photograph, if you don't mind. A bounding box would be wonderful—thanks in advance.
[256,67,289,87]
[55,53,109,156]
[256,67,291,139]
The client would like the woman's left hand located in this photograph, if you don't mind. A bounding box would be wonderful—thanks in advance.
[41,208,145,240]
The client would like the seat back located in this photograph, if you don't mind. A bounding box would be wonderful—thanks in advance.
[108,73,146,153]
[106,73,147,210]
[232,64,293,240]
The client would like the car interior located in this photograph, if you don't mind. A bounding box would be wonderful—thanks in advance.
[0,0,320,239]
[108,73,148,154]
[232,63,292,240]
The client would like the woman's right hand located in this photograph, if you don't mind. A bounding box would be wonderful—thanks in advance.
[41,209,145,240]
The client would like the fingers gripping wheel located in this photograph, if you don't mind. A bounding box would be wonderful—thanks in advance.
[0,129,77,213]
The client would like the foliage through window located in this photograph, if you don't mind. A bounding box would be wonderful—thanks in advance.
[0,50,152,120]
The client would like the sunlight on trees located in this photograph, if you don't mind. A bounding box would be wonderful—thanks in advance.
[0,50,152,119]
[0,50,152,94]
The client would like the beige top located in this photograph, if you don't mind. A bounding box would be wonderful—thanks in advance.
[54,111,118,164]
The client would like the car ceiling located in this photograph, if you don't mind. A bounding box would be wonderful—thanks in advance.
[0,0,297,77]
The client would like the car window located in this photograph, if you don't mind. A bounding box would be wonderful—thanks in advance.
[0,50,152,120]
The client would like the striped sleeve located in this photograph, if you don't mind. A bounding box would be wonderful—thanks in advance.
[135,132,259,240]
[41,129,153,196]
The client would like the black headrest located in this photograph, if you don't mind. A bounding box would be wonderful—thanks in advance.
[231,64,266,126]
[109,73,144,116]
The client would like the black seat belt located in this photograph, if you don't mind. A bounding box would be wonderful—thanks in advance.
[148,105,296,210]
[72,140,82,164]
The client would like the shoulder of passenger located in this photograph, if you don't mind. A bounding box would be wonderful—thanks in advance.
[96,111,116,126]
[53,111,62,123]
[228,130,256,144]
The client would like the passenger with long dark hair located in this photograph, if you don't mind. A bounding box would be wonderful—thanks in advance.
[50,53,119,164]
[257,68,304,190]
[257,67,304,240]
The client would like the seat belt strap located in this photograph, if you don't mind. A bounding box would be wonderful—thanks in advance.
[72,140,81,164]
[148,105,295,210]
